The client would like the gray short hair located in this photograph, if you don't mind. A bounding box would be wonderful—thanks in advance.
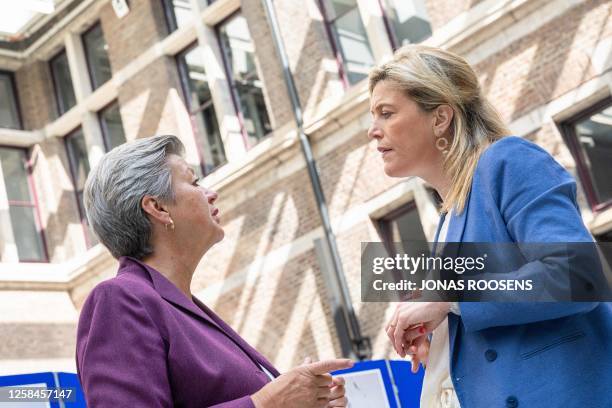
[83,135,185,259]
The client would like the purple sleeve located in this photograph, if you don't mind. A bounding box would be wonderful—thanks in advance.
[76,283,173,407]
[209,396,257,407]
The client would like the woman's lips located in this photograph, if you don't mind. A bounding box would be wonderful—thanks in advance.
[377,147,393,157]
[211,207,220,223]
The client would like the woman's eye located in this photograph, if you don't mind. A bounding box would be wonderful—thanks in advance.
[382,111,393,118]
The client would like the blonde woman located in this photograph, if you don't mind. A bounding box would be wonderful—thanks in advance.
[367,45,611,407]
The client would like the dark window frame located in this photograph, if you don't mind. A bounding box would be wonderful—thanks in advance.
[49,48,76,117]
[97,100,126,152]
[376,201,420,257]
[377,0,400,51]
[162,0,211,34]
[316,0,352,89]
[177,42,219,176]
[376,0,433,51]
[0,70,23,130]
[0,145,49,262]
[215,10,272,149]
[81,21,112,91]
[64,127,95,248]
[161,0,180,33]
[559,96,612,213]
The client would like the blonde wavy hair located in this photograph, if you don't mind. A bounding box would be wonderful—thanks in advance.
[368,45,509,214]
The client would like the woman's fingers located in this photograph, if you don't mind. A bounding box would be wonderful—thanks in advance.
[402,324,426,345]
[327,396,348,407]
[411,355,421,373]
[328,384,345,400]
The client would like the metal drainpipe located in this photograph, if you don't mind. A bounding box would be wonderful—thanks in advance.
[261,0,372,360]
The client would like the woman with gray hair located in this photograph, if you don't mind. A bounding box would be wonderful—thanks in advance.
[76,135,352,407]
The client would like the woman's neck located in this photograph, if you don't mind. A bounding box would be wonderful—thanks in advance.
[142,249,198,299]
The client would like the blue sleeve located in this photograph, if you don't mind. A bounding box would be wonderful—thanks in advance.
[459,137,599,332]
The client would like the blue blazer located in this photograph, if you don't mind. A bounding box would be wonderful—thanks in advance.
[443,137,612,407]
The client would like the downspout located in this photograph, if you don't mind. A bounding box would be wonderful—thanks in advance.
[261,0,372,360]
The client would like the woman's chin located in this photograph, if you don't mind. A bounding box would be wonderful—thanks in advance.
[383,163,411,178]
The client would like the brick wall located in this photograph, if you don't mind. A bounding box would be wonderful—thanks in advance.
[99,0,169,72]
[14,60,56,130]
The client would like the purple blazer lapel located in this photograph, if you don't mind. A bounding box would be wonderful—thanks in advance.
[119,257,223,331]
[120,257,280,377]
[192,297,281,378]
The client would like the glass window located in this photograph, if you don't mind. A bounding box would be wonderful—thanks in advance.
[378,202,428,256]
[321,0,375,85]
[0,148,46,261]
[380,0,432,49]
[0,72,21,129]
[177,45,227,176]
[562,100,612,211]
[99,102,126,152]
[218,13,272,146]
[50,50,77,116]
[65,128,98,247]
[82,23,112,90]
[162,0,195,32]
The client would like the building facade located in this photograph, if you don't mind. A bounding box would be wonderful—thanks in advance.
[0,0,611,375]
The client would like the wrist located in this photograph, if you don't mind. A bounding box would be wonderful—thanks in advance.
[251,388,272,408]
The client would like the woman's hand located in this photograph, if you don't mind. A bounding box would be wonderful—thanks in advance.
[251,358,352,408]
[385,302,450,357]
[406,335,430,373]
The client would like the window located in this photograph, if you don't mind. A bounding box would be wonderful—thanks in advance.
[162,0,195,32]
[99,102,126,152]
[377,202,428,256]
[380,0,432,49]
[82,22,112,90]
[560,97,612,212]
[65,128,98,247]
[319,0,375,85]
[218,13,272,146]
[163,0,214,32]
[0,71,21,129]
[50,49,77,116]
[0,148,47,262]
[177,45,227,176]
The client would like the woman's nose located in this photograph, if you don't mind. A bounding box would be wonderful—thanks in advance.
[206,189,218,204]
[368,124,382,140]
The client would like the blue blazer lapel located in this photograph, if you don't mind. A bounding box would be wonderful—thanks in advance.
[440,197,470,369]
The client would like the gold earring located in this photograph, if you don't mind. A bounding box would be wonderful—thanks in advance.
[165,218,175,231]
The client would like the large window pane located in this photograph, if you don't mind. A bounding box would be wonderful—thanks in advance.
[0,149,31,202]
[378,203,427,256]
[50,50,77,115]
[66,129,90,191]
[163,0,194,32]
[218,13,272,145]
[0,148,46,262]
[381,0,432,48]
[65,128,98,246]
[82,23,112,90]
[9,205,45,262]
[573,105,612,204]
[99,102,126,151]
[323,0,375,85]
[178,45,227,175]
[0,72,21,129]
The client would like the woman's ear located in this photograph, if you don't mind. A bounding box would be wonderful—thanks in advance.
[433,105,454,136]
[141,195,171,225]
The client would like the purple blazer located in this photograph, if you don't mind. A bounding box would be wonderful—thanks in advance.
[76,256,280,407]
